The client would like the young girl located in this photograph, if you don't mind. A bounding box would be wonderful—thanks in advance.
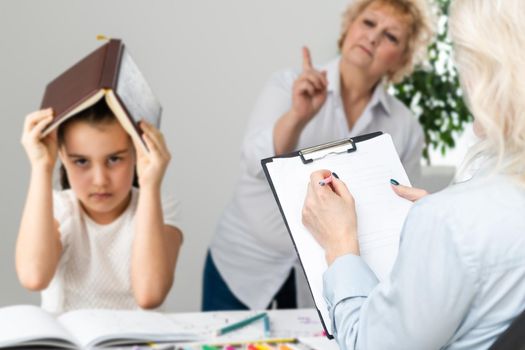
[17,101,183,314]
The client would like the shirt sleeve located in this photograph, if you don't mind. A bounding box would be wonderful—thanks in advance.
[52,190,74,248]
[323,199,479,350]
[241,70,297,179]
[161,193,182,232]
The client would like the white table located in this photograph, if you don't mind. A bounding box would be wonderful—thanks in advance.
[160,308,339,350]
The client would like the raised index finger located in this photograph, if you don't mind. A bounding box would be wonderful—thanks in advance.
[302,46,313,71]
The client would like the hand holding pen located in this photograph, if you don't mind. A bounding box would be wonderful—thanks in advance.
[318,171,339,186]
[302,169,360,265]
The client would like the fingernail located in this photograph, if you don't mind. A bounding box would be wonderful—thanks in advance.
[332,172,339,179]
[390,178,399,186]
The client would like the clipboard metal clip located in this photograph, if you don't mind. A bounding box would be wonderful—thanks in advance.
[299,138,357,164]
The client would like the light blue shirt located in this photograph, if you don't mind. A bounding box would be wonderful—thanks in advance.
[324,172,525,349]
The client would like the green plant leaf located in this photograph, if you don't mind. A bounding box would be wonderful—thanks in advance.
[392,0,473,162]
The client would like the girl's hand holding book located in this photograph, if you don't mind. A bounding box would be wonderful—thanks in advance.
[21,108,58,172]
[133,120,171,190]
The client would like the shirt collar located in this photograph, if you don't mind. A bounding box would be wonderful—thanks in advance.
[325,58,341,95]
[325,56,393,117]
[369,82,392,116]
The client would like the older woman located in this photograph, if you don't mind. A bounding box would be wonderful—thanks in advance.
[302,0,525,348]
[203,0,434,311]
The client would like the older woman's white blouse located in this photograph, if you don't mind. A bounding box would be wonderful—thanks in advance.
[210,57,424,310]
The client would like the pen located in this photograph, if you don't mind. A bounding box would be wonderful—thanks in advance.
[254,345,274,350]
[215,312,268,337]
[278,346,294,350]
[202,345,220,350]
[319,172,339,186]
[319,175,332,186]
[252,338,297,344]
[146,343,174,350]
[263,314,271,338]
[278,345,300,350]
[209,338,297,347]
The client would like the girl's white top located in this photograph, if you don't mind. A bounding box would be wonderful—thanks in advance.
[41,187,181,314]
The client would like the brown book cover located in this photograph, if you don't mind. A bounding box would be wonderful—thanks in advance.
[41,39,162,152]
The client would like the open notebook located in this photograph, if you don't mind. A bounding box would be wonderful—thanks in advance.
[262,132,413,338]
[0,305,201,349]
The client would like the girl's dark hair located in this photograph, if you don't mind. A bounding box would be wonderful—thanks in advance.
[58,100,139,189]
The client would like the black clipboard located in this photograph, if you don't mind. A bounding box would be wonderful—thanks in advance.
[261,131,404,339]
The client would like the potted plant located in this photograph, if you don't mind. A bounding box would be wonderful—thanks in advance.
[392,0,472,164]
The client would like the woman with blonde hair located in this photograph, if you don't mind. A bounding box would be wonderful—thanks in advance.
[302,0,525,348]
[204,0,434,311]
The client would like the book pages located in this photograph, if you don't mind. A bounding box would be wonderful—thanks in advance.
[0,305,77,348]
[58,309,200,348]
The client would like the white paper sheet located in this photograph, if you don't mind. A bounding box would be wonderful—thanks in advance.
[265,134,412,336]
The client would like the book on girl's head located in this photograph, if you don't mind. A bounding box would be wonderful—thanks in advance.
[40,38,162,153]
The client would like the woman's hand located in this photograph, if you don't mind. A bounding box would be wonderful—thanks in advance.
[302,170,359,265]
[273,47,329,155]
[391,180,428,202]
[134,121,171,190]
[290,47,328,125]
[21,109,58,172]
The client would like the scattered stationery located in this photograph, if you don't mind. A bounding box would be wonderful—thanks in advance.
[167,308,325,347]
[262,132,413,338]
[263,314,271,338]
[215,312,268,337]
[209,338,298,347]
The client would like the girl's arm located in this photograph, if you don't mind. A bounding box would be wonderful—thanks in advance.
[16,109,62,290]
[131,121,182,309]
[133,189,182,309]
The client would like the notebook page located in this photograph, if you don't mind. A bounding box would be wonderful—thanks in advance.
[266,134,412,336]
[58,309,199,348]
[0,305,77,348]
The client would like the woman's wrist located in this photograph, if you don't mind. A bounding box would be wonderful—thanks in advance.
[273,110,309,155]
[325,236,360,265]
[287,108,311,129]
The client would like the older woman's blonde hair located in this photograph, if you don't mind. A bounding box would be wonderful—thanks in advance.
[450,0,525,184]
[338,0,435,83]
